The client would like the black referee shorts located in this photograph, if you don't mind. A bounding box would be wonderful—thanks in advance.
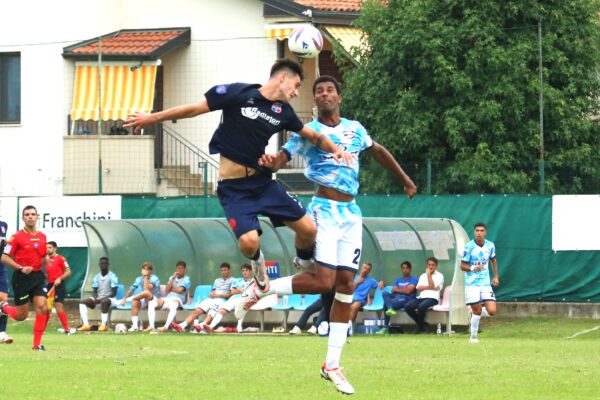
[12,270,47,306]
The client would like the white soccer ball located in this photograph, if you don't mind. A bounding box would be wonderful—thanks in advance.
[115,323,127,334]
[287,25,323,59]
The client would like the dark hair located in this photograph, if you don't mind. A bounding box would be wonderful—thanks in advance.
[426,257,438,266]
[220,262,231,269]
[401,261,412,269]
[363,262,373,268]
[312,75,341,95]
[142,261,153,271]
[176,260,187,268]
[47,241,58,248]
[99,256,109,263]
[241,263,251,270]
[270,59,304,81]
[22,205,37,216]
[474,222,487,229]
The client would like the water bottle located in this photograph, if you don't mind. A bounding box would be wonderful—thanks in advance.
[283,295,289,307]
[436,323,442,335]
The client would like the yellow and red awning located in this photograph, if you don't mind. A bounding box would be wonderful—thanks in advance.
[322,25,365,61]
[264,23,306,40]
[70,64,157,121]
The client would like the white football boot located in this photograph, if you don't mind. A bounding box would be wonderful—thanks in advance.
[321,363,355,395]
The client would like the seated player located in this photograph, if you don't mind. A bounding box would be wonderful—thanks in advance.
[118,261,160,332]
[146,261,191,332]
[78,257,119,331]
[404,257,444,333]
[348,262,384,323]
[378,261,418,334]
[170,262,234,332]
[195,263,252,333]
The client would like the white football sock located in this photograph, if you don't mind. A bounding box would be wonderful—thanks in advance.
[470,314,481,338]
[132,315,139,328]
[267,276,293,295]
[237,318,243,332]
[164,302,178,328]
[482,307,490,317]
[210,313,224,329]
[179,321,188,330]
[101,313,108,325]
[148,300,157,329]
[79,304,89,326]
[326,322,348,370]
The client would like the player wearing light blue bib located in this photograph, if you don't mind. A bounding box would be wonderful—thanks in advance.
[460,222,500,343]
[78,257,118,332]
[239,76,417,395]
[148,261,191,332]
[118,262,160,332]
[170,262,235,333]
[198,264,254,333]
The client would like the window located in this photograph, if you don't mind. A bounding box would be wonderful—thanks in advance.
[0,52,21,124]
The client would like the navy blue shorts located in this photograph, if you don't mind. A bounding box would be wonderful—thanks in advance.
[0,264,8,293]
[217,174,307,238]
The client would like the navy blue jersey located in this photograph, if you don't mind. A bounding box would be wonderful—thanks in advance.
[206,83,304,170]
[0,220,7,272]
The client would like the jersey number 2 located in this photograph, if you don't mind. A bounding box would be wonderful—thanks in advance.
[352,249,361,265]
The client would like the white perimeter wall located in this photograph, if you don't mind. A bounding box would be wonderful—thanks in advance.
[0,0,278,196]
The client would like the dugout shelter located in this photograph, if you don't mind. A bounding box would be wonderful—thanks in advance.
[81,218,470,328]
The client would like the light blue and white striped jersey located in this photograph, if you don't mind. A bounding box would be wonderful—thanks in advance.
[462,239,496,287]
[165,275,192,303]
[92,271,119,299]
[212,277,234,295]
[131,274,161,298]
[283,118,374,196]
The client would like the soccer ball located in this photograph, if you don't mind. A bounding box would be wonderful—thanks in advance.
[287,25,323,59]
[115,323,127,334]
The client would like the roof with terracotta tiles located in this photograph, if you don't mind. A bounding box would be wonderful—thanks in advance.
[63,28,191,60]
[293,0,362,12]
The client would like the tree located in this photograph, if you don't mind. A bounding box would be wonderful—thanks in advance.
[340,0,600,194]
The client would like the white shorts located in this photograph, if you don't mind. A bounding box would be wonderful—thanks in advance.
[125,295,158,309]
[465,286,496,305]
[219,295,240,313]
[197,297,225,312]
[159,296,183,309]
[308,197,363,272]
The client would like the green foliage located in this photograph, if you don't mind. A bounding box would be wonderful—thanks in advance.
[341,0,600,194]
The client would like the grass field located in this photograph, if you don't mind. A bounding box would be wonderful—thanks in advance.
[1,317,599,399]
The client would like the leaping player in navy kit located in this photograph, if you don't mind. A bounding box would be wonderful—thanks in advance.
[124,59,354,294]
[235,75,417,395]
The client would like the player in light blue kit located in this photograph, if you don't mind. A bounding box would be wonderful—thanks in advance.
[148,260,191,333]
[236,75,417,395]
[119,262,161,332]
[460,222,500,343]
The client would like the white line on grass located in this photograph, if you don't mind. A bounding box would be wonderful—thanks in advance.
[566,325,600,339]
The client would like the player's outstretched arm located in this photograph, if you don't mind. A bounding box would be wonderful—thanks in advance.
[298,125,355,165]
[258,151,290,172]
[124,99,211,134]
[366,142,417,198]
